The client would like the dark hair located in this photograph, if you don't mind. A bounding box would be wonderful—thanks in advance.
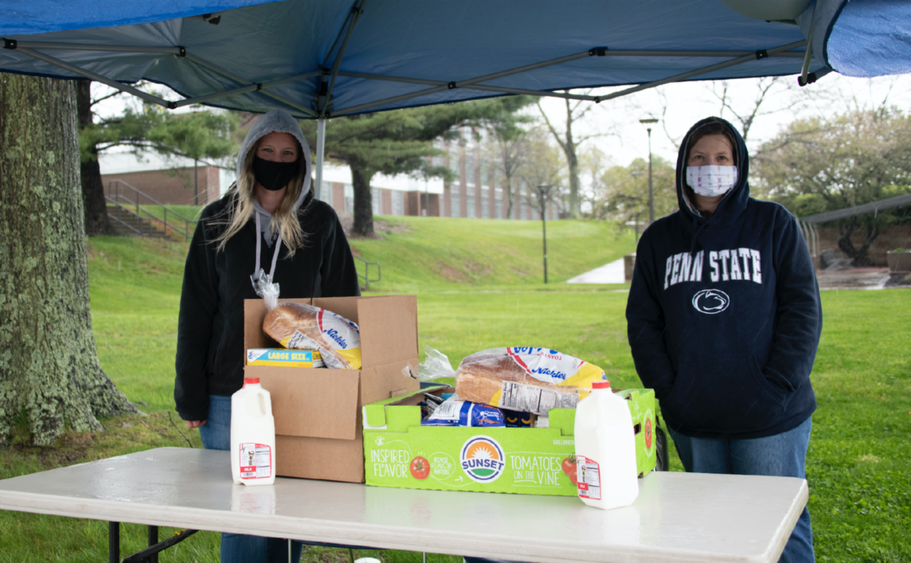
[685,118,738,165]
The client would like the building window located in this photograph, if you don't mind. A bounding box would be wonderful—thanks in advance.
[466,186,475,219]
[480,158,488,186]
[495,186,503,219]
[449,143,460,174]
[481,187,489,219]
[371,187,381,215]
[319,178,332,204]
[465,151,475,187]
[392,190,404,216]
[344,184,354,213]
[432,140,444,169]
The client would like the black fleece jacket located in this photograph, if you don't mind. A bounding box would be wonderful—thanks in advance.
[174,190,360,421]
[626,117,821,439]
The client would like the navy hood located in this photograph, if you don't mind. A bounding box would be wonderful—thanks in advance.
[676,116,751,233]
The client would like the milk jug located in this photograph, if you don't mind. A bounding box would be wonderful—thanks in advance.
[231,378,276,486]
[574,381,638,509]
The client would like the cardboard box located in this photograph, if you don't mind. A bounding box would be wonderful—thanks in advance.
[363,386,658,496]
[244,296,421,483]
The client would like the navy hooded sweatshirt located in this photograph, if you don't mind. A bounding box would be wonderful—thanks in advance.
[626,117,821,439]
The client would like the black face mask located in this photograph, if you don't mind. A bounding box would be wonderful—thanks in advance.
[252,155,301,192]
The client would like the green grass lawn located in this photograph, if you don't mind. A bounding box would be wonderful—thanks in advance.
[1,220,909,562]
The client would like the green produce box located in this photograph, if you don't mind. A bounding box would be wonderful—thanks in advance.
[362,386,658,496]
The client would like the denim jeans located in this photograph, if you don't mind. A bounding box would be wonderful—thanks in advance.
[668,417,815,563]
[200,394,303,563]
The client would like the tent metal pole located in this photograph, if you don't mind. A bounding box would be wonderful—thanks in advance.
[315,118,327,201]
[337,70,447,86]
[333,50,591,116]
[461,84,598,100]
[321,0,367,115]
[454,51,591,88]
[333,85,450,117]
[598,40,807,102]
[171,84,262,107]
[183,53,318,116]
[799,0,820,86]
[170,71,322,110]
[599,49,805,58]
[337,71,598,101]
[4,40,182,55]
[10,46,171,107]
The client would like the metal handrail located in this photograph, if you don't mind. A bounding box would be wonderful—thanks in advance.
[353,254,381,290]
[104,197,148,236]
[106,180,199,241]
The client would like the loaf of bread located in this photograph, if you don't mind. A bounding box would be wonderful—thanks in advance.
[262,302,361,369]
[455,348,601,415]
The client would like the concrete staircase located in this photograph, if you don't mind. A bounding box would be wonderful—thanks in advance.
[107,206,172,240]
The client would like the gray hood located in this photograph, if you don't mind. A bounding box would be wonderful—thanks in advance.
[237,109,312,242]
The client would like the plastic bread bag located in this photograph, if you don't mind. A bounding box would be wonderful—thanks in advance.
[454,347,607,416]
[250,268,280,311]
[404,345,457,382]
[262,301,361,369]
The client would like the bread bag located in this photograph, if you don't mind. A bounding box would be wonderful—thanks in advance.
[455,347,605,415]
[263,302,362,369]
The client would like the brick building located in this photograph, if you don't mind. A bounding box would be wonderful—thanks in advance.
[99,125,558,222]
[100,152,232,207]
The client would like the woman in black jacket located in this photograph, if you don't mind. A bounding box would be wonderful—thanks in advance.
[175,109,360,563]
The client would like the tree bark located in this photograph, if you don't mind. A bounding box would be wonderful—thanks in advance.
[837,219,879,267]
[0,74,137,447]
[504,175,514,219]
[76,81,115,236]
[350,162,375,237]
[563,99,580,219]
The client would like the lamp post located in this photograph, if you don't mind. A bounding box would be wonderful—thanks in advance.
[537,184,554,284]
[639,118,658,224]
[630,170,643,242]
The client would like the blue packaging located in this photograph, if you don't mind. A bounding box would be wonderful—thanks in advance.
[422,398,505,427]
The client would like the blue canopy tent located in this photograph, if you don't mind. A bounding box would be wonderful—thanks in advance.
[1,0,908,189]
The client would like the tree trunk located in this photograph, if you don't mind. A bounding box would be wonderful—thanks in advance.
[76,81,114,236]
[836,217,879,266]
[350,163,376,237]
[0,74,137,447]
[564,100,580,219]
[504,174,514,219]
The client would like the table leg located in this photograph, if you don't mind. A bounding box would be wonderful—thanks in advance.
[148,525,158,563]
[109,521,119,563]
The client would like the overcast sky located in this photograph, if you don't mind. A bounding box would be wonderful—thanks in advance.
[536,73,911,171]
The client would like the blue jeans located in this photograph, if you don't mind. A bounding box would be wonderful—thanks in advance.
[668,417,815,563]
[200,395,303,563]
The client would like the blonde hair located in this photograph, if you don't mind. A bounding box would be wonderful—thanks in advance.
[214,137,309,255]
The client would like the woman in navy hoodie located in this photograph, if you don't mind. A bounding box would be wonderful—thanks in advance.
[626,117,821,563]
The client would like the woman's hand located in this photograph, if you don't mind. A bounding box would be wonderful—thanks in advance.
[186,420,207,429]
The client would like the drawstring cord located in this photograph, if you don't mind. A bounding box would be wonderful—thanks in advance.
[253,212,283,287]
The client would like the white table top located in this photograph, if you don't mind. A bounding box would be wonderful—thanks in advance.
[0,447,806,563]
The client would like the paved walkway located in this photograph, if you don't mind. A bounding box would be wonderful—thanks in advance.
[566,258,626,284]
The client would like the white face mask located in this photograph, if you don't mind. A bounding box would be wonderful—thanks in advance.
[686,165,738,197]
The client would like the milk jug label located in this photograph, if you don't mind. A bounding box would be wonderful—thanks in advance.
[576,455,602,500]
[239,443,273,479]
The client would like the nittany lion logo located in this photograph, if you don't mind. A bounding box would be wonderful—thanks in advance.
[460,436,506,483]
[692,289,730,314]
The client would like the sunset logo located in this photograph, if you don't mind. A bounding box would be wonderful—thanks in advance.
[460,436,506,483]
